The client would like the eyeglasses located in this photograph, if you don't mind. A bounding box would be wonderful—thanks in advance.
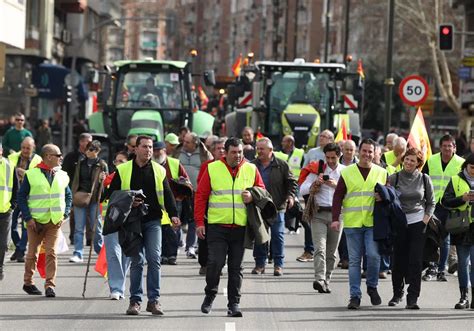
[15,118,24,122]
[48,153,62,158]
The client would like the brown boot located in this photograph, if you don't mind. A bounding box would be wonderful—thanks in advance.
[146,300,164,315]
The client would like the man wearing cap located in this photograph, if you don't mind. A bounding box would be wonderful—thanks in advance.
[153,141,190,265]
[165,133,179,156]
[0,143,18,280]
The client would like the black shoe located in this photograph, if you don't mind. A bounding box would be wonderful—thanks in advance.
[86,240,92,246]
[347,297,361,310]
[10,251,18,261]
[361,270,367,279]
[422,266,437,281]
[16,253,25,263]
[367,287,382,306]
[406,296,420,309]
[0,270,3,281]
[448,263,458,274]
[45,287,56,298]
[437,271,448,282]
[313,280,329,294]
[201,295,215,314]
[23,284,42,295]
[168,257,177,265]
[388,295,403,307]
[199,266,207,275]
[455,288,469,309]
[227,303,243,317]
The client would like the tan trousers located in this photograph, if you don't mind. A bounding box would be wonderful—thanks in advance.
[24,221,61,289]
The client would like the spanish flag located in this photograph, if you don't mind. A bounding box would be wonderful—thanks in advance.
[232,54,242,77]
[198,86,209,110]
[334,119,348,143]
[95,244,107,278]
[407,107,432,163]
[357,59,365,88]
[37,244,46,279]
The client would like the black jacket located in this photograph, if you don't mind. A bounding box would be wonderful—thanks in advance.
[374,183,407,254]
[252,156,297,211]
[441,172,474,246]
[244,186,277,249]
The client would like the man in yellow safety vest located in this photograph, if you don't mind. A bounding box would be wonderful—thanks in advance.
[331,138,388,310]
[18,144,71,298]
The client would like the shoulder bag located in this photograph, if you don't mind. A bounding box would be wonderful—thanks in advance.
[445,209,470,234]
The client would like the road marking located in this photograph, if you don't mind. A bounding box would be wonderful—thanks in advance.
[223,288,228,297]
[225,322,236,331]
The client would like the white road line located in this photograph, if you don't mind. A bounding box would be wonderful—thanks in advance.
[223,288,228,297]
[225,322,236,331]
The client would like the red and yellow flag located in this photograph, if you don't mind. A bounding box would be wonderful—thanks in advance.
[198,86,209,110]
[357,59,365,80]
[37,244,46,279]
[334,118,348,143]
[95,244,107,278]
[232,53,242,77]
[408,107,432,163]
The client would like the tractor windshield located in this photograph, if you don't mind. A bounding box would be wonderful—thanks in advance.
[267,71,330,135]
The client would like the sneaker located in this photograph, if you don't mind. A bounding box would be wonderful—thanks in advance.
[422,266,437,281]
[274,267,283,276]
[45,287,56,298]
[251,266,265,275]
[69,255,83,263]
[388,295,403,306]
[186,248,197,259]
[201,295,215,314]
[168,257,177,265]
[10,251,18,261]
[146,300,164,315]
[324,280,332,293]
[367,287,382,305]
[126,302,141,315]
[361,270,367,279]
[296,251,314,262]
[313,279,329,294]
[161,257,169,265]
[110,292,121,300]
[347,297,361,310]
[227,303,243,317]
[340,260,349,269]
[199,266,207,275]
[437,271,448,282]
[23,284,42,295]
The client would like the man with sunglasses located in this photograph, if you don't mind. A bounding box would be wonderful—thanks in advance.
[2,113,32,156]
[18,144,72,298]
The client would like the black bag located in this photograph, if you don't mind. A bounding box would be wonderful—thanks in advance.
[102,191,134,235]
[445,209,470,235]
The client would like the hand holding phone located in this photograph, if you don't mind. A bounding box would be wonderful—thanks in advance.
[322,175,330,181]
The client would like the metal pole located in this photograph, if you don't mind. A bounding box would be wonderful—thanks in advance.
[383,0,395,133]
[343,0,350,63]
[324,0,331,62]
[293,0,299,59]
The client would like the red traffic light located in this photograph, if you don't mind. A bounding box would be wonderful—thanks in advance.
[441,27,451,35]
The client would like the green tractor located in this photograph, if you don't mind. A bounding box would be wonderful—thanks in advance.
[89,59,215,157]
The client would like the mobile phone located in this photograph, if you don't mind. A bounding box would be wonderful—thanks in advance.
[323,175,330,181]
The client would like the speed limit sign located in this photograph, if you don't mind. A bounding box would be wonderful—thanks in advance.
[399,75,429,106]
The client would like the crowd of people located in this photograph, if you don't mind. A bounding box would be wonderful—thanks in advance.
[1,111,474,317]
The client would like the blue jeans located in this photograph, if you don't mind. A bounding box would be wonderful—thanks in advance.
[302,220,314,253]
[456,245,474,288]
[73,203,103,258]
[104,231,130,296]
[11,207,27,254]
[438,234,450,272]
[345,227,380,299]
[129,220,162,304]
[254,212,285,267]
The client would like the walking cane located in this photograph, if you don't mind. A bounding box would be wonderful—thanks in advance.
[82,176,104,298]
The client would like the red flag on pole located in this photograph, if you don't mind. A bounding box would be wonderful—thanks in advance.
[232,54,242,77]
[407,107,432,163]
[94,244,108,278]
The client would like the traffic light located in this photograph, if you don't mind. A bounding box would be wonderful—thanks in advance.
[64,84,73,103]
[439,24,454,51]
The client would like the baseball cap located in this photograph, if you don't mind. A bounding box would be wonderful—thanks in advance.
[165,133,180,145]
[153,141,166,150]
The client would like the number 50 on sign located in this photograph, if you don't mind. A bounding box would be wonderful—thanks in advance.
[399,75,429,106]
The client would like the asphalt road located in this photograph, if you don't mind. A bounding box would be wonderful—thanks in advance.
[1,225,473,330]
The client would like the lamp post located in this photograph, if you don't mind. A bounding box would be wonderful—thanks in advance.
[383,0,395,134]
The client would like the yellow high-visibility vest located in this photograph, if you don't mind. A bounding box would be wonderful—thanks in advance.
[450,175,472,223]
[341,164,387,228]
[117,160,166,207]
[167,157,180,180]
[8,152,42,170]
[208,160,257,226]
[25,167,69,224]
[274,148,304,178]
[427,153,465,203]
[383,150,402,171]
[0,157,14,213]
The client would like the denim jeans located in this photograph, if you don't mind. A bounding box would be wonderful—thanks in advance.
[104,231,130,296]
[456,245,474,288]
[438,234,450,272]
[0,211,12,272]
[302,220,314,253]
[254,212,285,267]
[162,224,179,258]
[11,207,27,254]
[345,227,380,299]
[73,203,103,258]
[129,220,162,304]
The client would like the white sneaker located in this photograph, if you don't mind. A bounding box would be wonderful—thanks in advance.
[69,255,83,263]
[186,248,197,259]
[110,292,121,300]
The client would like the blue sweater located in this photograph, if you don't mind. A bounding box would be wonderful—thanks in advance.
[18,169,72,222]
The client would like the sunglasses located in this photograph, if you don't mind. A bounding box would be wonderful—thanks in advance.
[49,153,62,158]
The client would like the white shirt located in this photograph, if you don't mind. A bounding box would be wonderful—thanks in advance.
[300,163,345,207]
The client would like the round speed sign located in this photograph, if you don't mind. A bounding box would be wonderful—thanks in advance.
[399,75,429,106]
